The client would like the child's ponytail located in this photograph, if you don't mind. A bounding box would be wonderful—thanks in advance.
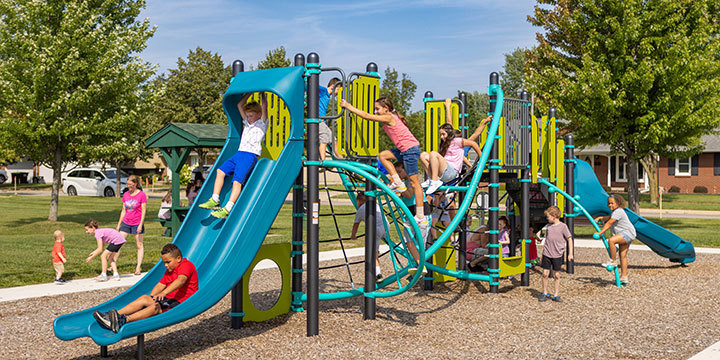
[376,97,409,127]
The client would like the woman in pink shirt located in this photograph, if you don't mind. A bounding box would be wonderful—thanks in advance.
[341,97,426,226]
[116,175,147,275]
[421,99,482,195]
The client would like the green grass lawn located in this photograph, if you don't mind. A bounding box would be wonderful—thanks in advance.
[0,194,363,288]
[613,193,720,211]
[573,217,720,248]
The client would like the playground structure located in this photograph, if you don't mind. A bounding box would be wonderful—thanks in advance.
[53,52,697,358]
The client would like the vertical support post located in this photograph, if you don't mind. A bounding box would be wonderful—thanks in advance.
[100,346,109,357]
[457,91,468,271]
[564,134,575,274]
[137,334,145,360]
[306,52,321,337]
[489,72,500,294]
[364,182,377,319]
[291,53,305,314]
[548,107,558,206]
[230,60,244,329]
[508,197,516,256]
[520,168,530,286]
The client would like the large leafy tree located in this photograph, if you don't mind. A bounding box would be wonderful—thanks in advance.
[256,46,291,70]
[152,47,232,168]
[527,0,720,211]
[500,48,531,98]
[0,0,155,220]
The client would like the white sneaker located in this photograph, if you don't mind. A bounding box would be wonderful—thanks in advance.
[425,180,443,194]
[420,179,432,188]
[408,267,428,276]
[112,273,121,281]
[601,259,618,268]
[388,181,407,193]
[95,274,108,282]
[414,215,428,227]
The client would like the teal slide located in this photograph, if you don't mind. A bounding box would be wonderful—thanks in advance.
[573,160,695,264]
[53,66,306,346]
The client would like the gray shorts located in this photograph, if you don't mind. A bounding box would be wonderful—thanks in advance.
[319,121,332,144]
[473,247,489,258]
[439,166,459,182]
[618,232,635,245]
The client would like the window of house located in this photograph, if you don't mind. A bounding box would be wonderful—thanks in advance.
[675,157,691,176]
[614,155,645,182]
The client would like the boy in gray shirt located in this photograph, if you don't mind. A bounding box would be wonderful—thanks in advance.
[539,206,574,303]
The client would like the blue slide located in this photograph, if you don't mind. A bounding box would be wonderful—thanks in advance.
[53,66,306,345]
[573,160,695,264]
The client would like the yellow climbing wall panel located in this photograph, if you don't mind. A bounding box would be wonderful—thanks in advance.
[246,92,290,160]
[424,101,460,153]
[336,75,380,157]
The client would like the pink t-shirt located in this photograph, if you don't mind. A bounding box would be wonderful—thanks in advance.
[95,228,126,245]
[122,190,147,226]
[444,137,464,172]
[382,114,419,152]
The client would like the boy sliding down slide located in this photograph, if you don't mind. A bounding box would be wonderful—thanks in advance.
[93,244,198,333]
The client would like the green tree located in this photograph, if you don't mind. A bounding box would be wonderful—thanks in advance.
[459,90,490,132]
[499,48,531,98]
[0,0,155,220]
[527,0,720,211]
[152,47,232,169]
[380,67,417,115]
[256,46,291,70]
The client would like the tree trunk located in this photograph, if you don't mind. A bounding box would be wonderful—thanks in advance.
[626,155,640,212]
[640,155,659,206]
[48,148,63,221]
[197,148,205,169]
[115,160,122,197]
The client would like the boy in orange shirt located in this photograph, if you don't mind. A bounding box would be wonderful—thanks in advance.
[52,230,67,284]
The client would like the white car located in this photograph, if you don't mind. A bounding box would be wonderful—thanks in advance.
[0,169,7,184]
[62,168,128,197]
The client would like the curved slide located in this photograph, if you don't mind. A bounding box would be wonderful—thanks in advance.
[53,66,306,346]
[573,160,695,264]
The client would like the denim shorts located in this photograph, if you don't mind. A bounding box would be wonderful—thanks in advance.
[119,221,144,235]
[440,166,459,183]
[390,145,421,176]
[617,232,635,245]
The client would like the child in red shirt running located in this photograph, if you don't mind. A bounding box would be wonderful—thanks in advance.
[93,244,199,333]
[52,230,67,284]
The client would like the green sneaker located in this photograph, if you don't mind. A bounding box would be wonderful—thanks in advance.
[198,198,219,209]
[210,207,229,219]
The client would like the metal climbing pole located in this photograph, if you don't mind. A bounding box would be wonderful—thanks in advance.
[488,72,500,294]
[564,134,575,274]
[291,54,305,314]
[306,52,320,337]
[457,91,468,271]
[364,180,377,320]
[230,59,245,329]
[520,91,531,287]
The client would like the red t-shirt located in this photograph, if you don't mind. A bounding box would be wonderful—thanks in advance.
[52,242,65,263]
[159,258,198,303]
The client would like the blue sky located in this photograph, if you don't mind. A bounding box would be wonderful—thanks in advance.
[139,0,539,110]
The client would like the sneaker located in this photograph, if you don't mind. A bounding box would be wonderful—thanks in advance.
[109,309,126,333]
[538,293,551,302]
[95,274,108,282]
[414,215,428,227]
[551,295,563,302]
[388,182,407,193]
[601,259,618,268]
[376,273,383,282]
[619,276,629,285]
[54,278,66,284]
[112,273,121,281]
[420,179,432,188]
[198,198,220,209]
[210,207,230,219]
[93,310,112,330]
[425,180,443,195]
[407,267,428,276]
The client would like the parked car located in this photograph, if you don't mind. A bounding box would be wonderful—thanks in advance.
[191,164,212,180]
[0,168,7,184]
[61,168,128,197]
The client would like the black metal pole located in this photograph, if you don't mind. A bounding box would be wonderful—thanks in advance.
[364,182,377,319]
[458,91,468,271]
[520,168,530,286]
[291,53,305,314]
[565,134,575,274]
[230,60,244,329]
[306,52,320,337]
[489,72,500,294]
[137,334,145,360]
[100,346,108,357]
[508,197,516,257]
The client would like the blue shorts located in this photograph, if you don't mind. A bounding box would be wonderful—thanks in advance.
[218,151,259,184]
[617,232,635,245]
[390,145,421,176]
[119,221,144,235]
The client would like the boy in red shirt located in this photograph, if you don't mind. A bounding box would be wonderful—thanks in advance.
[93,243,198,333]
[52,230,67,284]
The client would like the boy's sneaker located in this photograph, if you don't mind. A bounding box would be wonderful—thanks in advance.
[619,276,629,285]
[210,208,229,219]
[538,293,551,302]
[601,259,618,268]
[376,273,383,282]
[420,179,432,188]
[198,198,220,209]
[109,309,126,333]
[93,311,112,330]
[95,274,108,282]
[388,182,407,193]
[551,295,563,303]
[425,180,443,195]
[54,278,66,284]
[112,273,121,281]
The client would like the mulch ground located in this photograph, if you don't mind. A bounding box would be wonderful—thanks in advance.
[1,247,718,359]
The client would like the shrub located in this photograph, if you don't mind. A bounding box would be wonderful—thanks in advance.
[668,185,681,193]
[693,186,708,194]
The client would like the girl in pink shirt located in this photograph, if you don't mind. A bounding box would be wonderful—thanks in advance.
[341,97,426,228]
[421,98,482,195]
[116,175,147,275]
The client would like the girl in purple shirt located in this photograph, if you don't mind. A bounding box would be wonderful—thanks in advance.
[85,219,126,282]
[116,175,147,275]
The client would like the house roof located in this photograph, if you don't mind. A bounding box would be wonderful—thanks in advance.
[576,131,720,154]
[145,123,227,149]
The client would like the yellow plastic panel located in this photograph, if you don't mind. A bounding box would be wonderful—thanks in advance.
[498,240,526,278]
[549,115,557,181]
[498,117,506,166]
[424,101,460,153]
[246,92,290,160]
[241,243,291,322]
[541,115,549,178]
[431,232,457,283]
[336,75,380,157]
[531,115,539,183]
[556,139,565,216]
